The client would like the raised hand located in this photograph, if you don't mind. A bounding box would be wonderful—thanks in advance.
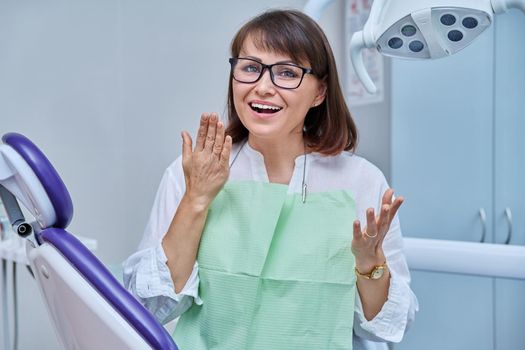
[181,112,232,210]
[351,189,404,269]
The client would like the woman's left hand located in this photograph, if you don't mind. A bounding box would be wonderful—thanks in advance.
[351,189,404,270]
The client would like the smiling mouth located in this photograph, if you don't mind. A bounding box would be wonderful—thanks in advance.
[249,102,283,114]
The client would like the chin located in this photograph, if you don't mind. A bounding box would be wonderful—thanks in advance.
[243,124,282,140]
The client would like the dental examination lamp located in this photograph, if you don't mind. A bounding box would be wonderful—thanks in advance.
[304,0,525,93]
[0,133,178,350]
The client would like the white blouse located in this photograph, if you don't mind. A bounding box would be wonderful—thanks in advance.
[123,142,418,350]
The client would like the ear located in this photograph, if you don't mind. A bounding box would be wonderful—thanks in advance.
[311,79,327,108]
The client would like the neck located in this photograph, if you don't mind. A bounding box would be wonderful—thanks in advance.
[248,132,307,184]
[249,132,305,162]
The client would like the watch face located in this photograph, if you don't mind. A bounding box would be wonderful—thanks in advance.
[371,266,385,280]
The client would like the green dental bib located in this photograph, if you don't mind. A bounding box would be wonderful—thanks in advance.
[173,181,357,349]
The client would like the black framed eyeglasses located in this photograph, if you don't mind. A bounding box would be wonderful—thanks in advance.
[229,57,314,90]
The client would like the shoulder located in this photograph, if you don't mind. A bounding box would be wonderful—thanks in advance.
[314,152,390,213]
[339,152,384,177]
[311,151,387,187]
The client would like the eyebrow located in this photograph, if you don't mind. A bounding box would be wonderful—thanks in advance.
[242,55,298,65]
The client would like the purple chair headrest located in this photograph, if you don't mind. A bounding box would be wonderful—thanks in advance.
[2,133,73,228]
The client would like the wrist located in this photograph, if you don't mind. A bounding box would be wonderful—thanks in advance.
[181,193,210,213]
[355,254,386,273]
[355,261,384,273]
[355,261,388,280]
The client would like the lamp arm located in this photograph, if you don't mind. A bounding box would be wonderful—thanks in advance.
[363,0,387,44]
[350,31,377,94]
[303,0,336,21]
[492,0,525,13]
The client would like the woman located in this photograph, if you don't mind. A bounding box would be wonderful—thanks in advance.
[124,9,417,350]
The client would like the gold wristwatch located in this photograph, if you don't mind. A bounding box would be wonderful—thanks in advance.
[355,262,388,280]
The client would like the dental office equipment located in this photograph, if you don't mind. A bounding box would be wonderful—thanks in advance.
[0,133,178,350]
[0,203,97,350]
[0,186,32,238]
[0,199,22,350]
[404,237,525,279]
[304,0,525,93]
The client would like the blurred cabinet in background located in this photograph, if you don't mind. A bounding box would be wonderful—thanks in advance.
[391,10,525,350]
[491,10,525,350]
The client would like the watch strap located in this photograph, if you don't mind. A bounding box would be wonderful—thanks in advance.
[354,261,387,279]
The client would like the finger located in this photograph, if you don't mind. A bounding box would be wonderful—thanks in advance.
[181,131,193,186]
[379,197,405,246]
[353,220,362,241]
[219,135,233,167]
[366,208,378,238]
[213,121,225,157]
[388,196,404,222]
[195,113,210,151]
[382,188,394,206]
[378,206,393,247]
[204,113,218,152]
[377,204,390,236]
[181,131,192,160]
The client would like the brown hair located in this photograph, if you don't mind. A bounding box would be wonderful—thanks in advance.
[225,9,358,155]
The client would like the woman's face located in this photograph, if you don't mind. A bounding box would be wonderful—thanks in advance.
[232,37,326,143]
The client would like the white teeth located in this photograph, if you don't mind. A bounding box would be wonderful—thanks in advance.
[250,103,282,111]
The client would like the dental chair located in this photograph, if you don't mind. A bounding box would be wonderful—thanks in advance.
[0,133,178,350]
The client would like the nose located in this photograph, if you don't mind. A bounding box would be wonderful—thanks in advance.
[254,68,276,96]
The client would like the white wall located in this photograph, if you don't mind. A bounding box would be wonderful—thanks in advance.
[0,1,390,348]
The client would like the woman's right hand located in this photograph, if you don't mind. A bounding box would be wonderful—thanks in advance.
[181,112,232,211]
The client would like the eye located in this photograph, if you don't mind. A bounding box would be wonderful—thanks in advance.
[275,66,300,79]
[241,64,261,73]
[280,70,298,78]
